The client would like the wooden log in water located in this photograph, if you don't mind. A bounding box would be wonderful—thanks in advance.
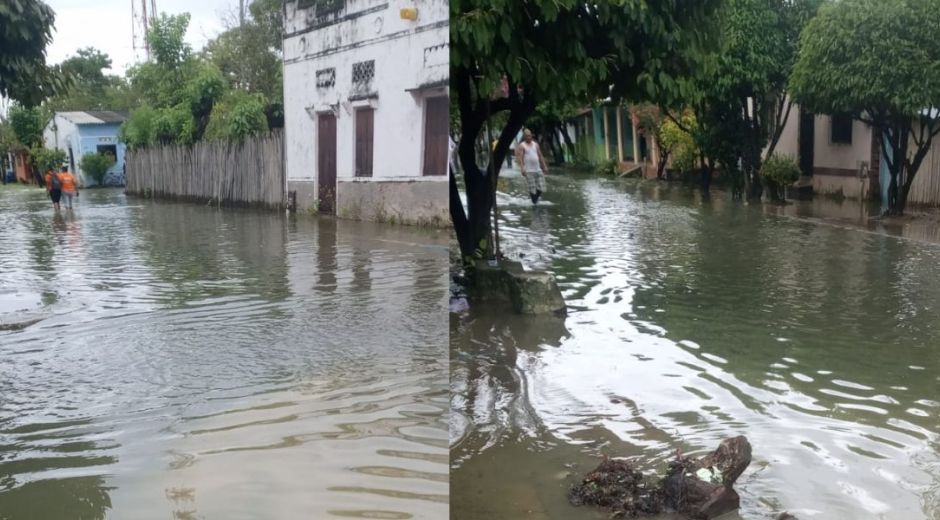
[570,436,753,519]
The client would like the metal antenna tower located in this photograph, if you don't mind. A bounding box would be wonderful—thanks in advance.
[131,0,159,62]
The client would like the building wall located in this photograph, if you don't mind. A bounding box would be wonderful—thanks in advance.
[773,109,800,158]
[283,0,448,225]
[812,114,872,173]
[44,116,126,187]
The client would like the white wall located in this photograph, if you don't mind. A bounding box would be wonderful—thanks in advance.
[813,114,872,171]
[284,0,448,192]
[42,114,79,179]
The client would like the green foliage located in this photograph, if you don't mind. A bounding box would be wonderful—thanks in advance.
[650,0,821,197]
[791,0,940,118]
[46,47,137,112]
[184,65,226,123]
[204,91,269,141]
[452,0,721,110]
[30,147,67,173]
[0,0,67,105]
[248,0,285,52]
[79,152,115,185]
[119,106,159,149]
[148,13,192,67]
[791,0,940,214]
[659,113,699,175]
[8,104,46,148]
[119,7,284,147]
[596,159,619,176]
[760,154,800,187]
[152,105,195,145]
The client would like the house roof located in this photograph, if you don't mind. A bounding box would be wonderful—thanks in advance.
[57,111,128,125]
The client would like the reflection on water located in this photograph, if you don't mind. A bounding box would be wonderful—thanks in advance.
[0,187,448,519]
[451,176,940,520]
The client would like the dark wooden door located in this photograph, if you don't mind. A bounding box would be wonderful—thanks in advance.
[798,108,815,177]
[355,108,374,177]
[317,113,337,215]
[423,96,449,175]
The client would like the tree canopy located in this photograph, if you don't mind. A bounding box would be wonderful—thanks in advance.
[790,0,940,214]
[0,0,65,105]
[652,0,821,198]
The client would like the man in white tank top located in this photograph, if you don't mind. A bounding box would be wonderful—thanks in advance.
[515,128,548,204]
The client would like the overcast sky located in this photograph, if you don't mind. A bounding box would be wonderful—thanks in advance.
[45,0,239,76]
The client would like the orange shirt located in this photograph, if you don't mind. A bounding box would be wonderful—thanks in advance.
[59,172,76,192]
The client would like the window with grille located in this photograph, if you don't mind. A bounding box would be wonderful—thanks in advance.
[316,68,335,88]
[352,60,375,91]
[831,114,853,144]
[355,108,374,177]
[423,96,449,176]
[298,0,344,14]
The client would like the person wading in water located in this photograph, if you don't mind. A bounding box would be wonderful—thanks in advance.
[516,129,549,204]
[57,165,79,210]
[45,167,63,211]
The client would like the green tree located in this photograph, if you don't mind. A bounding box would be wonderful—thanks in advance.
[655,0,821,198]
[204,91,268,141]
[451,0,721,261]
[659,112,699,177]
[122,13,227,145]
[0,0,66,105]
[47,48,137,112]
[79,152,116,185]
[31,147,67,174]
[790,0,940,215]
[8,104,46,148]
[204,0,284,129]
[149,13,192,67]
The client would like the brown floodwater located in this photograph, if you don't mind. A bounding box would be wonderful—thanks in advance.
[451,173,940,520]
[0,187,449,519]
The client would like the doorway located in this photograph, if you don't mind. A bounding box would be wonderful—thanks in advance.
[317,113,337,215]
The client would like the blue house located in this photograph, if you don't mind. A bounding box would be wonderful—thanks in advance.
[42,111,127,187]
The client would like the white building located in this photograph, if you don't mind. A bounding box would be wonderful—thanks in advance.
[42,111,128,187]
[283,0,449,225]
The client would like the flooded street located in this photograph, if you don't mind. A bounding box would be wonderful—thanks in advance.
[0,187,448,519]
[451,173,940,519]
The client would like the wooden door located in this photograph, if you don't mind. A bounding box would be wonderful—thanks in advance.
[423,96,449,176]
[317,113,337,215]
[355,108,374,177]
[798,108,815,177]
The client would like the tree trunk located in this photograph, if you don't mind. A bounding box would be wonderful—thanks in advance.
[559,123,576,161]
[701,158,713,193]
[657,149,670,180]
[451,68,534,261]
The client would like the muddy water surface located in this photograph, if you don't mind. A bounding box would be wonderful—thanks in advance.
[0,187,448,519]
[451,174,940,520]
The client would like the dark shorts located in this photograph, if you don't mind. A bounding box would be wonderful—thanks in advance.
[49,189,62,203]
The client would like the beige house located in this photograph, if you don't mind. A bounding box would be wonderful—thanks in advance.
[774,103,940,206]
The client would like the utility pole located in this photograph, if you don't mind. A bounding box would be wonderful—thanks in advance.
[239,0,245,27]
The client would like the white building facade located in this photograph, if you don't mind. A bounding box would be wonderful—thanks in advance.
[42,111,128,187]
[283,0,449,225]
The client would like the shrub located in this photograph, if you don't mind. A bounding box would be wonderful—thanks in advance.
[30,147,67,174]
[119,106,158,148]
[204,91,268,141]
[80,153,115,186]
[597,159,619,176]
[760,154,801,201]
[658,113,698,176]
